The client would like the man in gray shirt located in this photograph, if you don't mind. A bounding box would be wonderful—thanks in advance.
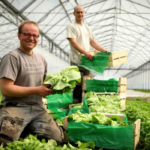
[0,20,63,145]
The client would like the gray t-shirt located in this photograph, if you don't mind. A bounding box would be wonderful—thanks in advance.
[0,48,47,106]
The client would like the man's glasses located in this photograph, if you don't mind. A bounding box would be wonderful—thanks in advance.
[20,32,39,39]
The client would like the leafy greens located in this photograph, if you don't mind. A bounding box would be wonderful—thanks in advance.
[42,66,81,94]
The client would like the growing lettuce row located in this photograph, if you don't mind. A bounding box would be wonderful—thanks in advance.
[0,134,96,150]
[126,99,150,150]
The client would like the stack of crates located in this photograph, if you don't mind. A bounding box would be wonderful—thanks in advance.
[65,76,141,150]
[118,77,127,109]
[82,76,127,109]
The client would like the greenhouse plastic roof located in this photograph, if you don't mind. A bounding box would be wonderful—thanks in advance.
[0,0,150,77]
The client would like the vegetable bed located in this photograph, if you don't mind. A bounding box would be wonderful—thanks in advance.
[126,99,150,150]
[0,134,97,150]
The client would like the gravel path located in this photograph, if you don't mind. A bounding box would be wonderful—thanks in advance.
[126,90,150,97]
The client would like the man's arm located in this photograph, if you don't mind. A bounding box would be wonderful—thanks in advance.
[0,78,53,98]
[90,39,108,53]
[68,38,94,61]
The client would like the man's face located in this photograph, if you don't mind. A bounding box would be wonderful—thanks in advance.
[73,6,84,22]
[18,23,39,53]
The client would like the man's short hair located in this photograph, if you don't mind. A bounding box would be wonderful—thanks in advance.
[18,20,39,33]
[74,5,84,13]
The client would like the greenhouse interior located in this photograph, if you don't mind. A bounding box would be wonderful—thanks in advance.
[0,0,150,149]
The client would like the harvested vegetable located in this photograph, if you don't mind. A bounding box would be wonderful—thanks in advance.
[68,111,129,126]
[42,66,81,94]
[85,92,125,114]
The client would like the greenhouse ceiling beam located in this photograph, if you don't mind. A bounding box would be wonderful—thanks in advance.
[111,43,129,50]
[116,25,150,47]
[0,3,21,26]
[112,30,147,48]
[126,0,150,10]
[97,34,112,40]
[98,30,145,43]
[117,8,150,23]
[130,60,144,70]
[109,37,134,46]
[110,41,148,66]
[128,50,150,66]
[129,54,149,67]
[98,38,111,43]
[117,15,150,61]
[85,7,116,20]
[0,28,17,34]
[68,0,107,12]
[59,0,71,22]
[0,34,18,42]
[44,16,67,35]
[115,54,149,76]
[113,64,125,76]
[1,0,69,61]
[117,13,150,62]
[112,31,139,44]
[92,23,113,32]
[19,0,36,14]
[108,41,130,50]
[128,34,149,63]
[130,60,141,69]
[0,41,18,50]
[37,4,62,24]
[74,0,79,5]
[98,38,112,44]
[95,29,113,36]
[117,17,150,32]
[110,0,118,52]
[116,25,150,62]
[0,23,11,26]
[101,43,127,51]
[124,60,150,77]
[89,16,115,25]
[20,12,150,14]
[39,1,69,34]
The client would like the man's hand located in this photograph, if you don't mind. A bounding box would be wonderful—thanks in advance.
[37,85,53,97]
[84,52,94,61]
[104,50,109,54]
[68,38,94,61]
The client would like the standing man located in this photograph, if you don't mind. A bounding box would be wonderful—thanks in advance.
[66,6,108,103]
[0,20,63,145]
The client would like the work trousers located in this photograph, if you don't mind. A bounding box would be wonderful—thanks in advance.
[70,62,90,103]
[0,105,64,145]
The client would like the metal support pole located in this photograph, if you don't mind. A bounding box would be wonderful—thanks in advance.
[41,35,43,47]
[51,42,53,53]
